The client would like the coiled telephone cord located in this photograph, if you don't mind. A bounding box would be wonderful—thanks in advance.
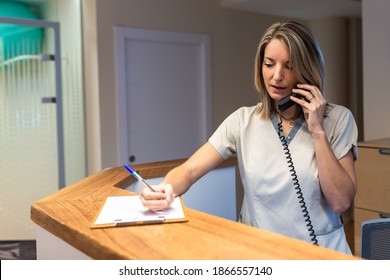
[277,119,319,246]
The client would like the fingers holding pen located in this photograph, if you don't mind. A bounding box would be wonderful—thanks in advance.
[140,183,176,212]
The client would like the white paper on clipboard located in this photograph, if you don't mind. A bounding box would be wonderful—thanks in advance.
[92,195,187,228]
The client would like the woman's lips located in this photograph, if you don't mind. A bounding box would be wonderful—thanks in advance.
[270,85,287,93]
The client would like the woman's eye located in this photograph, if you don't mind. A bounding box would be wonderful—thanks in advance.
[264,63,273,68]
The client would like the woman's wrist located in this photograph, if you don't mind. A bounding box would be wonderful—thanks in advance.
[311,128,326,140]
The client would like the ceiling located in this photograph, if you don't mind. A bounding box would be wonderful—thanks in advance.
[221,0,361,20]
[3,0,362,20]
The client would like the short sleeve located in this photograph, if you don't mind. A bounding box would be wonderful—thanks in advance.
[209,108,243,160]
[326,105,358,160]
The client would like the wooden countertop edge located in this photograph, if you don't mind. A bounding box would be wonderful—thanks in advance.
[31,203,124,259]
[30,158,360,260]
[31,201,359,260]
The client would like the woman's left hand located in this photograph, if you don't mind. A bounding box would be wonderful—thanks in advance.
[291,83,326,135]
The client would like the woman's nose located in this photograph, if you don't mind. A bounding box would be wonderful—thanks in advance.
[273,66,284,81]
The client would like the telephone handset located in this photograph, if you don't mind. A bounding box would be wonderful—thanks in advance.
[278,93,303,112]
[277,95,319,245]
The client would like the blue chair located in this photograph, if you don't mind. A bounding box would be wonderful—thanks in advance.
[361,218,390,259]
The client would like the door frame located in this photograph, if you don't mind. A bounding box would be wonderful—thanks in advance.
[114,27,212,165]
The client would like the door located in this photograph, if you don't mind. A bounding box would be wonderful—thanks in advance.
[115,27,211,165]
[0,17,64,240]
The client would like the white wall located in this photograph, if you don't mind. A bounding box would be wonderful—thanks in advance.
[81,0,362,172]
[82,0,286,173]
[308,17,349,107]
[362,0,390,140]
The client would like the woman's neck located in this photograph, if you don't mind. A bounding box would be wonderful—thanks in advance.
[276,105,301,121]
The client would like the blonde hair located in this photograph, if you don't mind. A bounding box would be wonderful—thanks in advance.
[254,21,325,119]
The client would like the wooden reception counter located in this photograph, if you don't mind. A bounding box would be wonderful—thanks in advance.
[31,159,358,260]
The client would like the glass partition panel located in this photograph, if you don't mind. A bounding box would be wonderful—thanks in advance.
[0,17,63,240]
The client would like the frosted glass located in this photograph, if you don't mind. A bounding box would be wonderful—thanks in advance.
[0,15,87,241]
[0,38,58,240]
[61,50,86,186]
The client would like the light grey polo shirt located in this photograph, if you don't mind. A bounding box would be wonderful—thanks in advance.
[209,103,358,253]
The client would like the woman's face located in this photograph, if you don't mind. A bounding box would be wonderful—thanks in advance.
[262,38,299,102]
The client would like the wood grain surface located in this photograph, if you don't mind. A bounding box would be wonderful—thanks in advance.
[31,159,359,260]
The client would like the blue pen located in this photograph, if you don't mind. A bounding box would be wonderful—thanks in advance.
[124,164,156,192]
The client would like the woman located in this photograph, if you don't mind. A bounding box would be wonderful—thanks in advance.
[140,21,358,254]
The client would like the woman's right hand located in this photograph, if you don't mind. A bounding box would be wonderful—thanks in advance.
[140,183,176,212]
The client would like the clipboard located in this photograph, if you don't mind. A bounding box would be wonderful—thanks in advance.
[91,195,188,228]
